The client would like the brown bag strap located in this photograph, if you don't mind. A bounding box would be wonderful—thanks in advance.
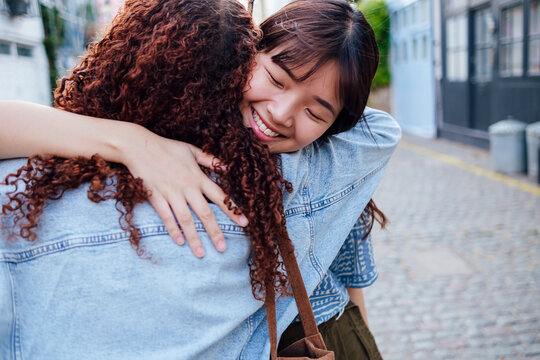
[264,233,327,359]
[265,283,278,360]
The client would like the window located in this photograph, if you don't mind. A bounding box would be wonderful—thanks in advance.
[0,42,10,55]
[423,35,429,59]
[447,0,467,12]
[413,38,418,60]
[402,41,408,62]
[530,0,540,74]
[393,42,398,63]
[16,44,33,58]
[392,12,398,31]
[421,0,429,23]
[473,8,494,81]
[500,5,524,77]
[446,14,468,81]
[412,3,417,25]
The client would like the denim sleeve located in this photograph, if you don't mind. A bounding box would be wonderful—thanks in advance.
[301,107,400,279]
[306,107,402,207]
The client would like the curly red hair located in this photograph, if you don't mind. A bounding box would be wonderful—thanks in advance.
[2,0,292,299]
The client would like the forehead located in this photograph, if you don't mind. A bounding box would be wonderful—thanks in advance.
[264,44,328,82]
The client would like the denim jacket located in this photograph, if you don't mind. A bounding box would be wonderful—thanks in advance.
[305,215,378,325]
[0,107,400,360]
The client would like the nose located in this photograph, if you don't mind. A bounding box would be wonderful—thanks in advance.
[267,95,295,128]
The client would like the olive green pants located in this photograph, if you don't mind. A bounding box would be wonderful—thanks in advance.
[278,301,383,360]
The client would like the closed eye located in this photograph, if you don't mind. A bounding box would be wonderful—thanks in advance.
[307,109,326,122]
[267,69,284,89]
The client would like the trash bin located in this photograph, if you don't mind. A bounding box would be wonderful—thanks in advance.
[526,122,540,178]
[488,118,527,174]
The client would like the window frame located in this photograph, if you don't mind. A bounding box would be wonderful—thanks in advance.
[499,3,525,77]
[528,0,540,75]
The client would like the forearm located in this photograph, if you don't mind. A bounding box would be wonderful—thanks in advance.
[0,100,136,162]
[346,287,369,327]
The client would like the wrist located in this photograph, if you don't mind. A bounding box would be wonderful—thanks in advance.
[105,120,143,165]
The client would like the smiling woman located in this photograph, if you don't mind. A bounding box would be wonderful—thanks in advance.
[240,53,341,153]
[240,0,379,153]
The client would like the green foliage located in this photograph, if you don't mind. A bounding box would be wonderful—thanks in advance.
[40,4,65,97]
[355,0,391,89]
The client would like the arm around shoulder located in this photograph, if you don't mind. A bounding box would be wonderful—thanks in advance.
[307,107,401,201]
[0,100,135,162]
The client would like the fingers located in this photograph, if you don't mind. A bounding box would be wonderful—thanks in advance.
[148,193,185,246]
[185,191,227,253]
[169,197,206,258]
[189,145,217,170]
[149,189,206,258]
[189,145,248,227]
[202,178,248,227]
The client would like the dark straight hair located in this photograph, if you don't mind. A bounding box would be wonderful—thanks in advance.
[259,0,379,138]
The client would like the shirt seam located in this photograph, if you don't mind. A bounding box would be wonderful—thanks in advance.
[1,223,245,263]
[284,159,388,217]
[7,263,20,360]
[303,182,325,284]
[238,315,253,360]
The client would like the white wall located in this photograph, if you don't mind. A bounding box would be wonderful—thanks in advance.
[240,0,290,23]
[0,1,51,105]
[389,0,437,138]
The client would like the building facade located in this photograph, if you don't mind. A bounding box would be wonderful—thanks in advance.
[440,0,540,147]
[0,0,51,105]
[389,0,438,138]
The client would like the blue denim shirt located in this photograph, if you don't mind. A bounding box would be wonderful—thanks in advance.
[0,107,400,360]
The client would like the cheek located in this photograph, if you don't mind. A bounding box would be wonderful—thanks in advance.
[294,122,331,147]
[242,67,266,102]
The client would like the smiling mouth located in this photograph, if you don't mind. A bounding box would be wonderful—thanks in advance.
[252,109,281,138]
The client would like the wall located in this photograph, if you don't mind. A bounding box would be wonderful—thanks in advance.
[389,0,437,138]
[0,0,51,105]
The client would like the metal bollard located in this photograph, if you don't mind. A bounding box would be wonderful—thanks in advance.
[489,118,527,174]
[526,122,540,179]
[538,135,540,185]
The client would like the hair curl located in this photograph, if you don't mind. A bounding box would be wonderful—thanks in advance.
[2,0,291,300]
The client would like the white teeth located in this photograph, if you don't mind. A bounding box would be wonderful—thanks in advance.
[253,110,279,137]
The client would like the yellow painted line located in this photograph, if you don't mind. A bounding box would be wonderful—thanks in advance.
[399,141,540,197]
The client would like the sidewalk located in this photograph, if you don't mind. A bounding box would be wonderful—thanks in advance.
[365,133,540,360]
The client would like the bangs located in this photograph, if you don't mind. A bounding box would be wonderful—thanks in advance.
[270,47,330,82]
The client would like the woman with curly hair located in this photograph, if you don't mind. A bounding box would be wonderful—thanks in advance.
[0,0,400,358]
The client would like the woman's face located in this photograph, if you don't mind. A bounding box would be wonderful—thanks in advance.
[239,48,342,153]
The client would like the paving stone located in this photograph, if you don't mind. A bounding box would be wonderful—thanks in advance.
[363,133,540,360]
[522,344,540,357]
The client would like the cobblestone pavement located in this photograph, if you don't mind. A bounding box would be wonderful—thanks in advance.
[365,133,540,360]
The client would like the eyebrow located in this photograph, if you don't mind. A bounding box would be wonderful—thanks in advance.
[314,96,336,116]
[274,61,337,117]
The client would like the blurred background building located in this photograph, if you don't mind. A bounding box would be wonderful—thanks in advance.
[0,0,50,105]
[389,0,540,148]
[388,0,437,138]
